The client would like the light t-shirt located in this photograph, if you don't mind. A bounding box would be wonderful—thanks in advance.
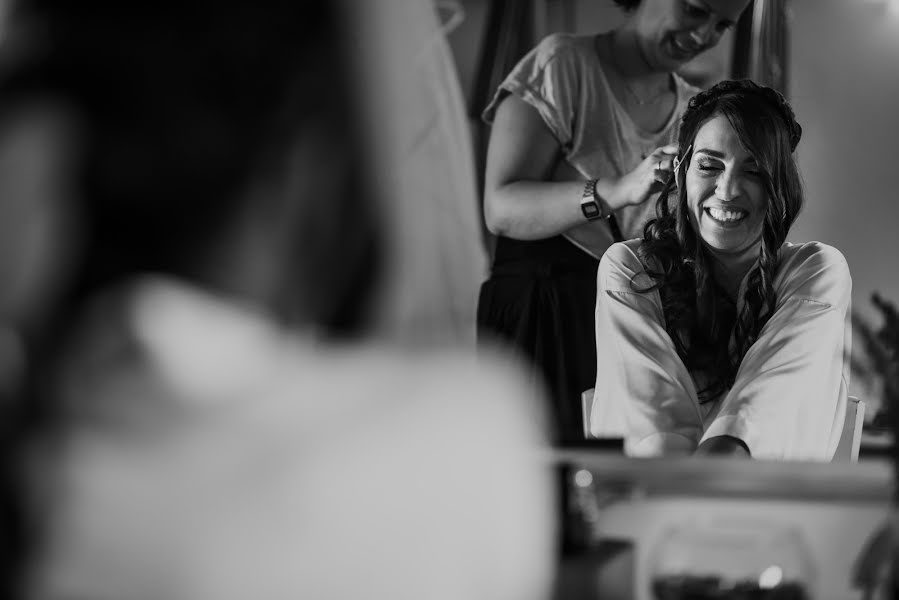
[590,239,852,461]
[483,33,699,255]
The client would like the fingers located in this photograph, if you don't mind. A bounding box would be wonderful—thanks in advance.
[653,155,675,180]
[657,144,679,157]
[650,144,679,178]
[650,144,678,163]
[629,145,680,205]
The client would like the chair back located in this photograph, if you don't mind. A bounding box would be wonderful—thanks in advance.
[833,396,865,463]
[581,388,595,439]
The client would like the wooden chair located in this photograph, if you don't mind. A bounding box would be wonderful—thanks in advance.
[582,389,865,462]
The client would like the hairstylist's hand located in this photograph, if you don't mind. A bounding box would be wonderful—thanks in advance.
[615,144,679,208]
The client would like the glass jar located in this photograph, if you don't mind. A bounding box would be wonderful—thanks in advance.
[649,518,813,599]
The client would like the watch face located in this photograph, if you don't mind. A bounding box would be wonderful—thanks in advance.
[582,202,600,219]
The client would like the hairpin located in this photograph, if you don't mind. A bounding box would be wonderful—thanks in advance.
[673,144,692,179]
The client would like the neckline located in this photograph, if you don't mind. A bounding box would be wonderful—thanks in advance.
[607,29,670,103]
[591,33,681,140]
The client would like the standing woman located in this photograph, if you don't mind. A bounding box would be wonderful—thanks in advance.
[478,0,750,442]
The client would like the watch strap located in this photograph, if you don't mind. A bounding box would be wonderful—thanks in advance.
[581,178,608,221]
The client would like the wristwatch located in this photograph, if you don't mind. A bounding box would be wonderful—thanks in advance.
[581,178,608,221]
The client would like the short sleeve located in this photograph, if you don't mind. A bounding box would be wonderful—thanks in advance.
[481,34,581,153]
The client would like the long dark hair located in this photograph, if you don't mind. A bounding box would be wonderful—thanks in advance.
[637,79,804,401]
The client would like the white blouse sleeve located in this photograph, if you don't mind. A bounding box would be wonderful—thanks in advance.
[590,242,704,456]
[701,242,852,461]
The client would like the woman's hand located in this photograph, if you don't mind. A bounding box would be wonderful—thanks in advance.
[612,144,679,208]
[694,435,751,458]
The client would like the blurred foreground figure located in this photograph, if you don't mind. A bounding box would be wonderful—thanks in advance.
[351,0,488,344]
[0,1,553,599]
[30,301,553,600]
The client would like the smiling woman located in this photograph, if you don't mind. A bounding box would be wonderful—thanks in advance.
[589,79,852,461]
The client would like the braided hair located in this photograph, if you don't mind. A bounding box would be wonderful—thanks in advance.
[636,79,804,402]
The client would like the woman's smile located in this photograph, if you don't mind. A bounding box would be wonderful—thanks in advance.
[704,205,749,225]
[686,114,767,259]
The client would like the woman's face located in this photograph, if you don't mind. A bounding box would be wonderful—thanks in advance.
[633,0,751,71]
[685,114,767,261]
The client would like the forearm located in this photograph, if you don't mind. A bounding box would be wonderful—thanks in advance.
[485,177,628,240]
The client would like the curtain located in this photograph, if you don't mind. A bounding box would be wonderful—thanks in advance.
[731,0,790,95]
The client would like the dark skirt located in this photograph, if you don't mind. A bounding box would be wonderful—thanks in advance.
[477,235,599,443]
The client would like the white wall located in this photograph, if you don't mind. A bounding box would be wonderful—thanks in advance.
[788,0,899,403]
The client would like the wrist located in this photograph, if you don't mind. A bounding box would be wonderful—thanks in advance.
[594,176,628,211]
[580,178,611,221]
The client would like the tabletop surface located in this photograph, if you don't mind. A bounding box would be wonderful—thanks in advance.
[554,449,895,502]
